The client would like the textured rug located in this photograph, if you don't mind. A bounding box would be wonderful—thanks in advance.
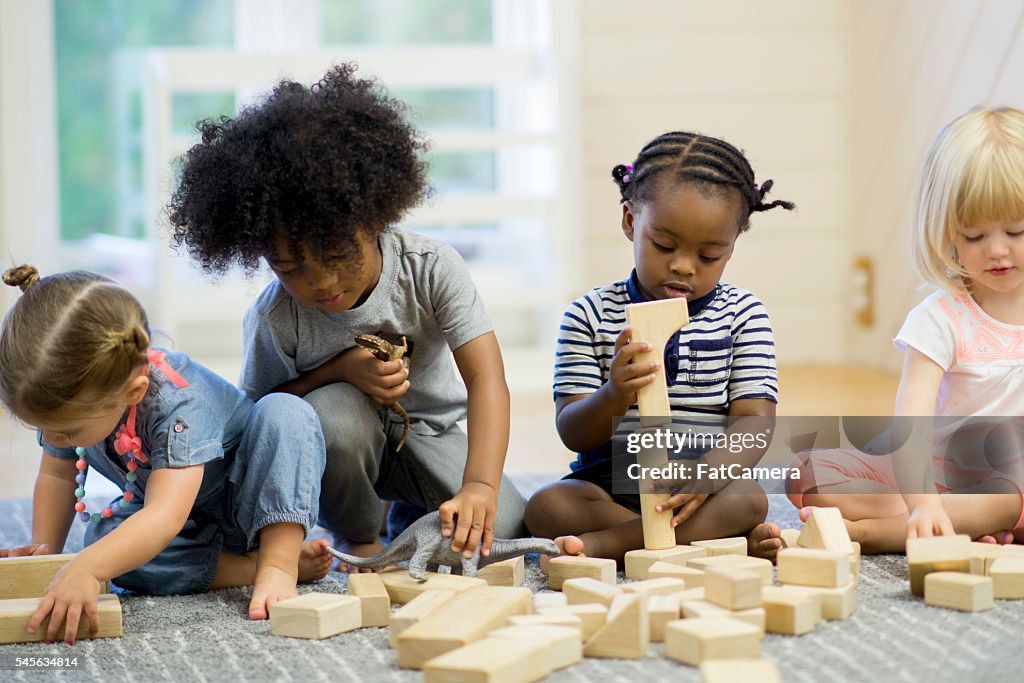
[0,478,1020,682]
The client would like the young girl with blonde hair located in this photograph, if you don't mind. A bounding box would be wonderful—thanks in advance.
[0,266,329,643]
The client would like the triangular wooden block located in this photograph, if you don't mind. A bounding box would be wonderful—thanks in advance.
[583,593,649,659]
[796,507,853,554]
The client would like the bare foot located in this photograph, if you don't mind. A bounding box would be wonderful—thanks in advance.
[975,531,1014,545]
[249,565,298,621]
[539,535,587,574]
[748,522,783,561]
[299,539,333,582]
[332,536,385,573]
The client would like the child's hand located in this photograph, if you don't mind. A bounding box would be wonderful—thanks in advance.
[603,326,660,411]
[907,498,955,538]
[657,491,710,528]
[333,346,409,405]
[438,482,498,559]
[27,560,102,645]
[0,543,54,558]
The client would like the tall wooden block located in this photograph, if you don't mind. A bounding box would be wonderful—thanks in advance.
[647,595,680,642]
[562,577,622,607]
[379,568,486,605]
[547,555,616,590]
[664,617,762,666]
[624,546,706,580]
[347,572,390,627]
[704,566,761,610]
[647,561,705,587]
[796,507,853,554]
[536,603,607,640]
[691,538,748,557]
[583,593,649,659]
[924,572,993,612]
[760,586,821,635]
[989,558,1024,598]
[489,624,582,671]
[680,600,765,631]
[700,659,782,683]
[620,577,686,598]
[777,548,850,588]
[268,593,360,640]
[906,535,971,597]
[422,636,550,683]
[397,586,532,669]
[0,594,122,644]
[388,590,455,648]
[0,554,109,599]
[688,555,773,585]
[477,556,525,587]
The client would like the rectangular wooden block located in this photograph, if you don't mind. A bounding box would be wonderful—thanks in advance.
[536,603,607,640]
[796,507,853,554]
[562,577,622,607]
[850,541,861,585]
[489,624,582,671]
[379,568,486,605]
[705,566,762,610]
[968,542,1004,575]
[688,555,773,585]
[647,561,705,587]
[983,544,1024,575]
[477,556,525,587]
[0,593,122,644]
[924,572,993,612]
[691,538,748,557]
[777,548,850,588]
[624,546,706,580]
[347,572,390,627]
[647,594,680,642]
[507,613,582,631]
[582,593,649,659]
[989,557,1024,598]
[773,583,855,620]
[388,590,455,648]
[422,636,550,683]
[906,534,971,597]
[680,600,765,631]
[671,586,706,603]
[532,591,568,610]
[760,586,821,635]
[547,556,616,590]
[664,617,762,666]
[397,586,532,669]
[620,577,686,598]
[268,593,361,640]
[0,554,109,599]
[700,658,782,683]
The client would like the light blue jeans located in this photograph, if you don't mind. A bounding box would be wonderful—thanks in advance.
[305,382,527,542]
[86,393,325,595]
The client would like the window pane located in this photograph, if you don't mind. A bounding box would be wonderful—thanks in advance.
[394,88,495,129]
[427,151,496,193]
[172,93,236,137]
[323,0,492,44]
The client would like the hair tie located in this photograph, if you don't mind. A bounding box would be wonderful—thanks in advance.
[622,163,634,184]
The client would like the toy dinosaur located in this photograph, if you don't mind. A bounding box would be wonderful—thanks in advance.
[327,510,560,580]
[355,333,410,451]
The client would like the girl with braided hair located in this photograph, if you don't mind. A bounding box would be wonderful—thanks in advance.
[0,266,330,643]
[526,131,795,564]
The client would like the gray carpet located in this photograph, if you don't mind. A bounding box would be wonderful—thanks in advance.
[0,478,1021,682]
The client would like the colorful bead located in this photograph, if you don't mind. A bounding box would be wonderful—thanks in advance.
[75,459,87,471]
[74,403,149,524]
[126,460,138,472]
[123,491,135,502]
[126,471,137,483]
[75,502,86,513]
[75,473,85,485]
[79,512,90,522]
[75,447,87,456]
[74,487,85,498]
[118,498,130,509]
[90,513,100,523]
[102,507,113,518]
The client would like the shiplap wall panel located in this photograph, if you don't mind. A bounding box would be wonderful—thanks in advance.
[579,0,846,365]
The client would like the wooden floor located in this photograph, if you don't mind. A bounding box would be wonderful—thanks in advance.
[0,364,899,499]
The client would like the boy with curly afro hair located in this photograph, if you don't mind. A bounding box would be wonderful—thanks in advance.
[168,63,527,568]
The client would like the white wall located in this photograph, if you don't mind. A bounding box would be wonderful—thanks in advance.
[575,0,848,367]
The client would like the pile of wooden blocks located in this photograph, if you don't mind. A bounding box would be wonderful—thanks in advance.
[0,554,122,643]
[906,534,1024,612]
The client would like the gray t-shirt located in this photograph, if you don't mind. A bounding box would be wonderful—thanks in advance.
[240,229,492,435]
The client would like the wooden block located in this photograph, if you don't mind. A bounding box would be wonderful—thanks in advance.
[388,590,455,648]
[646,595,679,642]
[796,507,853,554]
[968,542,1004,575]
[562,577,622,607]
[620,577,686,598]
[532,591,567,610]
[379,568,486,605]
[477,556,525,587]
[547,555,616,590]
[906,535,972,597]
[635,434,676,550]
[0,554,110,599]
[688,555,773,585]
[347,572,390,627]
[700,659,782,683]
[691,537,748,557]
[779,529,801,548]
[663,617,762,666]
[984,544,1024,575]
[989,558,1024,598]
[924,572,993,612]
[647,561,705,587]
[624,546,706,580]
[583,593,649,659]
[680,600,765,631]
[772,584,855,620]
[489,624,582,671]
[0,594,121,644]
[704,566,761,610]
[850,541,861,585]
[671,586,706,603]
[536,603,607,640]
[760,586,821,635]
[777,548,850,588]
[397,586,532,669]
[507,613,582,631]
[268,593,360,640]
[422,636,550,683]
